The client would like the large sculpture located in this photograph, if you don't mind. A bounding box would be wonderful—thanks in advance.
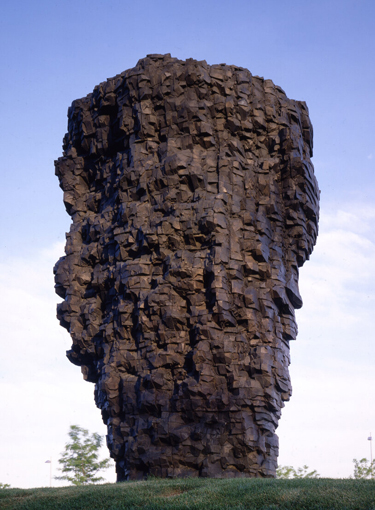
[54,54,319,480]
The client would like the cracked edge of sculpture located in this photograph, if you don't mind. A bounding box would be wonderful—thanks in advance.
[54,54,319,480]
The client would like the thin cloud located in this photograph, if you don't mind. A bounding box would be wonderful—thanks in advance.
[278,204,375,477]
[1,205,374,485]
[0,244,115,488]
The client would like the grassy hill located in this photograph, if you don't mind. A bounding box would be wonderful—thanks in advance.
[1,477,375,510]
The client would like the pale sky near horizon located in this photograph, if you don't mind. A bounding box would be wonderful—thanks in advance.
[1,0,374,488]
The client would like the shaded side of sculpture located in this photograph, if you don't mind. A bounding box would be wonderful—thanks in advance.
[54,54,319,480]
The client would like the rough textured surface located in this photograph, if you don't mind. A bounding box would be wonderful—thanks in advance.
[54,54,319,480]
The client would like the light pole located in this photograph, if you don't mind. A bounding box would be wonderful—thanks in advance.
[368,434,373,479]
[45,459,52,487]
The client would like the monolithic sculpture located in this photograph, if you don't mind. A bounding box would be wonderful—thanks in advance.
[54,54,319,480]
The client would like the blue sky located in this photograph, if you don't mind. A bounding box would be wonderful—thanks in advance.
[0,0,374,487]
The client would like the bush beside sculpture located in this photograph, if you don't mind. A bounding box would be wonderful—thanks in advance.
[276,465,320,479]
[353,458,375,479]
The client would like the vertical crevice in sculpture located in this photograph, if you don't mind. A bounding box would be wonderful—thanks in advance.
[54,54,319,480]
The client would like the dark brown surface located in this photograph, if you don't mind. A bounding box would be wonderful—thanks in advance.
[54,54,319,480]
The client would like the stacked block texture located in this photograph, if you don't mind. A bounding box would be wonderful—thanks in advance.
[54,54,319,480]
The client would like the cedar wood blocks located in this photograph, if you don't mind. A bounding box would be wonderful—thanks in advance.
[54,54,319,480]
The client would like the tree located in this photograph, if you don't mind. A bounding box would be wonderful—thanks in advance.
[0,483,10,489]
[276,465,320,479]
[55,425,111,486]
[353,458,375,479]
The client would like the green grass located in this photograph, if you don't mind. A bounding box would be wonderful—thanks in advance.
[1,478,375,510]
